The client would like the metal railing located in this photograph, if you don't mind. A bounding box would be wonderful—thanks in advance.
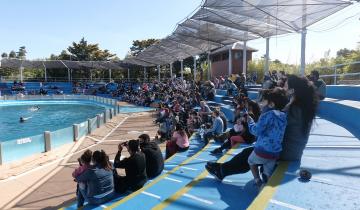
[317,61,360,85]
[0,95,119,165]
[0,76,172,83]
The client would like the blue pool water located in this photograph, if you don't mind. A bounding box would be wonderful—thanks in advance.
[0,101,107,142]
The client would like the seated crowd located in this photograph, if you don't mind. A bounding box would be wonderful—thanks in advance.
[72,71,322,207]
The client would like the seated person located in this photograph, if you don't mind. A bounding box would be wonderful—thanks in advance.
[186,110,202,135]
[211,115,255,154]
[75,150,115,207]
[172,100,182,113]
[199,101,212,123]
[165,124,190,159]
[310,70,326,100]
[72,150,92,208]
[203,110,224,145]
[247,88,288,188]
[113,140,147,193]
[155,103,170,123]
[216,107,228,132]
[139,134,164,178]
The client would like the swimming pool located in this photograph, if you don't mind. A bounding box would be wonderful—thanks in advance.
[0,96,154,164]
[0,101,109,142]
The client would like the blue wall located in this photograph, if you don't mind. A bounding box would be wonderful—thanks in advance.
[327,85,360,101]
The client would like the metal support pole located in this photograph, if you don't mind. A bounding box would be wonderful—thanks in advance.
[334,66,337,85]
[144,67,146,82]
[193,56,197,81]
[300,28,307,76]
[228,48,232,76]
[180,60,184,80]
[243,40,247,77]
[158,65,161,81]
[68,69,71,83]
[20,66,24,83]
[207,52,211,80]
[109,69,112,82]
[42,62,47,82]
[127,68,130,81]
[44,68,47,82]
[264,37,270,77]
[170,63,173,79]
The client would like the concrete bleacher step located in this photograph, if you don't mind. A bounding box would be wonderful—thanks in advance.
[63,135,218,210]
[152,144,256,210]
[107,140,223,210]
[248,117,360,210]
[318,98,360,137]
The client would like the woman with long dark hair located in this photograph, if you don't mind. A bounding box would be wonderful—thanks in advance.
[281,75,318,160]
[206,75,318,181]
[75,150,115,208]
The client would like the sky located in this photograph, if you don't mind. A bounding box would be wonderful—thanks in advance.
[0,0,359,65]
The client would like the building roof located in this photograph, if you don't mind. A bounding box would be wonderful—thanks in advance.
[210,42,257,55]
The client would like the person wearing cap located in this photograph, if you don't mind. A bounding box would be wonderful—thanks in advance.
[113,140,147,193]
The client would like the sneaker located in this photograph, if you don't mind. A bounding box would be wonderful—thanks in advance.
[210,148,223,155]
[261,173,268,184]
[205,164,224,181]
[254,178,264,191]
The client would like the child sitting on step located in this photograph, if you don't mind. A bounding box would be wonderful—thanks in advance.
[247,88,288,189]
[72,150,93,207]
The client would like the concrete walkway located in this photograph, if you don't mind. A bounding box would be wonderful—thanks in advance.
[0,111,161,210]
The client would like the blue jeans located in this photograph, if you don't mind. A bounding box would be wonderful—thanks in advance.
[77,185,115,207]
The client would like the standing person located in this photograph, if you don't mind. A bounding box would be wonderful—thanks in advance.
[113,140,147,193]
[75,150,115,208]
[310,70,326,100]
[139,134,164,178]
[165,124,190,159]
[247,88,288,188]
[206,75,318,182]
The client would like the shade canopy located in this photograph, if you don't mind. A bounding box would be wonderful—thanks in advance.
[129,0,351,66]
[0,58,129,70]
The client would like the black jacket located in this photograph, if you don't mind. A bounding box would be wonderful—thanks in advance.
[140,142,164,178]
[114,151,147,190]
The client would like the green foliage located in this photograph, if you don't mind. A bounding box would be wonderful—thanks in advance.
[9,51,16,58]
[248,47,360,84]
[1,53,7,58]
[130,39,159,56]
[17,46,27,59]
[66,37,116,61]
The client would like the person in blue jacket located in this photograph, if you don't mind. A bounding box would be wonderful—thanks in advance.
[247,87,288,189]
[75,150,115,207]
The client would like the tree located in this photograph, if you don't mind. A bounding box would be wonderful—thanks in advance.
[17,46,27,59]
[66,37,116,61]
[49,54,59,60]
[58,50,71,60]
[9,51,16,58]
[129,39,159,56]
[336,48,355,58]
[1,53,7,58]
